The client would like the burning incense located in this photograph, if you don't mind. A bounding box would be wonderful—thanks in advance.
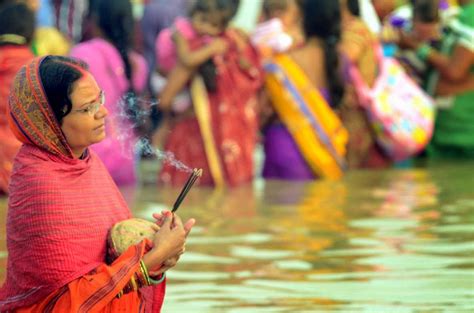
[172,168,203,213]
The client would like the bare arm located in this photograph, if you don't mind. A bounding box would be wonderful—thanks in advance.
[158,63,195,110]
[425,44,474,82]
[174,31,228,68]
[398,31,474,82]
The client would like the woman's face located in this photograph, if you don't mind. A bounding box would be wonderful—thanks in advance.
[61,72,108,158]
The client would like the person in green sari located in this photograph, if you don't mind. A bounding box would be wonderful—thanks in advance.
[399,0,474,157]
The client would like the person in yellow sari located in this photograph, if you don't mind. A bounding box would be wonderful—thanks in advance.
[262,0,348,180]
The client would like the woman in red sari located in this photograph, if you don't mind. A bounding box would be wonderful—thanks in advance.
[0,2,35,194]
[0,56,195,312]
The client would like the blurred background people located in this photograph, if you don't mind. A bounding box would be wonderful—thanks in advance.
[52,0,89,44]
[141,0,188,132]
[156,0,263,187]
[261,0,348,180]
[339,0,392,169]
[251,0,303,59]
[0,0,70,55]
[398,0,474,158]
[70,0,148,185]
[0,2,35,194]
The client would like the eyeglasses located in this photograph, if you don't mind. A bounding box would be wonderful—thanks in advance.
[72,91,105,116]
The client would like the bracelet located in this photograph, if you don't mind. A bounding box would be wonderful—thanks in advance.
[416,44,432,61]
[149,273,166,285]
[139,260,152,286]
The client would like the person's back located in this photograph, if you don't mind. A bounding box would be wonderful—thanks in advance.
[262,0,348,180]
[289,43,328,94]
[0,2,35,194]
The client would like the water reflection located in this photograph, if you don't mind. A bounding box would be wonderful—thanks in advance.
[0,162,473,312]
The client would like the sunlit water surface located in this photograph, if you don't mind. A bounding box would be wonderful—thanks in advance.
[1,160,473,312]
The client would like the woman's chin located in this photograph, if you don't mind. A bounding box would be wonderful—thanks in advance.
[93,131,107,144]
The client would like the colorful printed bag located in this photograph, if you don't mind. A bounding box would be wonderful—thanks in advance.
[349,44,435,161]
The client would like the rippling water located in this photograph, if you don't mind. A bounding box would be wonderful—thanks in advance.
[1,160,473,312]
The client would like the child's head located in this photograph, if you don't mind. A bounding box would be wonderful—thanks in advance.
[189,0,240,36]
[411,0,440,41]
[261,0,300,27]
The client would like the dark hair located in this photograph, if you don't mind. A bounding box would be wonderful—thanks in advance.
[189,0,240,92]
[262,0,288,19]
[300,0,344,106]
[39,56,89,124]
[89,0,134,92]
[190,0,240,27]
[412,0,439,23]
[0,2,35,45]
[347,0,360,17]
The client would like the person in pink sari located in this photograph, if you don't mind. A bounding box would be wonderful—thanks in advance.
[70,0,148,185]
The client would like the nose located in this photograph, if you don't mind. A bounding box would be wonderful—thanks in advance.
[95,104,108,119]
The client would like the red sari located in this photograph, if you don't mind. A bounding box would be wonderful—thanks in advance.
[0,45,34,194]
[158,28,263,187]
[0,57,165,312]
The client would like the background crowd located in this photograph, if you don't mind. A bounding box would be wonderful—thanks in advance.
[1,0,473,194]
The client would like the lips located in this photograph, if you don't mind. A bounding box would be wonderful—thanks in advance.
[94,123,105,130]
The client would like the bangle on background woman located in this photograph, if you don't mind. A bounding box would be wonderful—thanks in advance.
[416,44,433,61]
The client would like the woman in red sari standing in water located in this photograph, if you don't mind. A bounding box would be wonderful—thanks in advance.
[0,56,195,312]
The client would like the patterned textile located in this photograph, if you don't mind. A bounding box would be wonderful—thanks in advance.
[0,57,164,311]
[0,45,34,193]
[158,23,263,187]
[8,57,74,157]
[341,18,391,168]
[264,55,348,179]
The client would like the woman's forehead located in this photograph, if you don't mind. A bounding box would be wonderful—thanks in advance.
[71,73,100,104]
[73,73,100,93]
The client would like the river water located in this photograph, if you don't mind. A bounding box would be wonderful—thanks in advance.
[1,160,473,312]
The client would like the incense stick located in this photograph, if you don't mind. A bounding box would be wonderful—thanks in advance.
[172,168,202,213]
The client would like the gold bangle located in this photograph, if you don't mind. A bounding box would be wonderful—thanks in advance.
[139,260,152,286]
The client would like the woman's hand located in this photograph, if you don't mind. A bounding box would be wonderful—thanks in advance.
[148,253,182,276]
[142,211,195,272]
